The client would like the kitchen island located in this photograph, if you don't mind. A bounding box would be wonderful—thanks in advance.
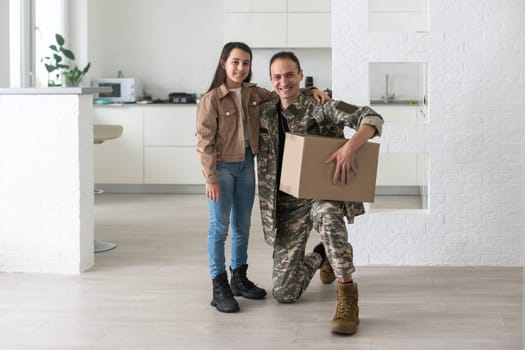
[0,87,109,273]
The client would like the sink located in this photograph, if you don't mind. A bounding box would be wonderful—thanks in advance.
[93,124,123,144]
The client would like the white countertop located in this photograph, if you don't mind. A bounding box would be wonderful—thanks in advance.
[0,87,111,95]
[93,103,198,107]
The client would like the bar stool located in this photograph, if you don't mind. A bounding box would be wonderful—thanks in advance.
[93,124,123,253]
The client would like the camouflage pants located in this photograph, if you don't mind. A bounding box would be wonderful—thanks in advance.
[272,191,355,303]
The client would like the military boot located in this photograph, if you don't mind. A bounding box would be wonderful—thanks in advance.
[211,272,239,313]
[230,264,267,299]
[313,243,336,284]
[331,282,359,335]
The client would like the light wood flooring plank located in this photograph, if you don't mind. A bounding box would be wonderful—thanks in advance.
[0,194,522,350]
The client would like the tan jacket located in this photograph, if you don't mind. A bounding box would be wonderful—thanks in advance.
[196,82,276,184]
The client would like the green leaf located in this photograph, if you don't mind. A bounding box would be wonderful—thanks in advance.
[49,44,58,52]
[44,64,56,73]
[55,33,65,46]
[62,48,75,60]
[82,62,91,74]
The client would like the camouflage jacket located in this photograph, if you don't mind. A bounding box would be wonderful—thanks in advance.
[257,93,384,247]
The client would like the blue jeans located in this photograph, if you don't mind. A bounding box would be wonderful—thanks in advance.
[208,148,255,279]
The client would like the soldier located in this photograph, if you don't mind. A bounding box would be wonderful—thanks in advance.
[257,51,384,334]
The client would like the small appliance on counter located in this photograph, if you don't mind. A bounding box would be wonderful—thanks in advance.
[168,92,196,104]
[304,76,314,88]
[91,78,143,103]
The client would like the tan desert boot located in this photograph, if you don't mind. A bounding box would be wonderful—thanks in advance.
[319,256,336,284]
[331,282,359,334]
[313,243,336,284]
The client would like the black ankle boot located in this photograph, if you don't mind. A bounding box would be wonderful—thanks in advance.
[230,264,267,299]
[211,272,240,313]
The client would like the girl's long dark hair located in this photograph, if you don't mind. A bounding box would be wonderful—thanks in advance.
[207,42,253,93]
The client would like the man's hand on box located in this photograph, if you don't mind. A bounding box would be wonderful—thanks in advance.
[324,142,358,185]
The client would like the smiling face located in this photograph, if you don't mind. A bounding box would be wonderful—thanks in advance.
[269,58,304,109]
[223,48,251,89]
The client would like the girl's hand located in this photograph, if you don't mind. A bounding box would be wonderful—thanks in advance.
[206,182,220,202]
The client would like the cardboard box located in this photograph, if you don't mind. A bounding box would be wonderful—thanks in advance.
[279,133,380,202]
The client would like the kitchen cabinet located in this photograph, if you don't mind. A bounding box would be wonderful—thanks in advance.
[369,0,428,32]
[145,147,202,184]
[93,105,428,191]
[376,153,418,186]
[93,106,144,184]
[224,13,287,48]
[287,12,331,48]
[143,105,203,184]
[288,0,331,12]
[224,0,329,13]
[224,0,331,48]
[375,152,428,194]
[370,104,428,189]
[416,153,428,186]
[143,105,196,146]
[224,0,286,12]
[93,105,204,186]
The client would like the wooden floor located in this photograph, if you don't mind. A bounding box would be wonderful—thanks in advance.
[0,194,522,350]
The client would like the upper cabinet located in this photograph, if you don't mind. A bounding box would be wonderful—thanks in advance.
[224,13,288,48]
[224,0,331,48]
[369,0,428,32]
[287,12,331,48]
[224,0,286,12]
[287,0,330,12]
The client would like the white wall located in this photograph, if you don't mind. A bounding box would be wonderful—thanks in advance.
[87,0,224,99]
[333,0,525,266]
[86,0,332,99]
[0,0,9,87]
[369,0,428,32]
[68,0,89,74]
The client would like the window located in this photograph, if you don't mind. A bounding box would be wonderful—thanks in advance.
[8,0,64,87]
[34,0,64,87]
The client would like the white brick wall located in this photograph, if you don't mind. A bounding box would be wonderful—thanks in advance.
[333,0,525,266]
[0,93,94,273]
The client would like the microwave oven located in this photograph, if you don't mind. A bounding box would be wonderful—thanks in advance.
[91,78,143,103]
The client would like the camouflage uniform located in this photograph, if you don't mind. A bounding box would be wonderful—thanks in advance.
[257,93,383,303]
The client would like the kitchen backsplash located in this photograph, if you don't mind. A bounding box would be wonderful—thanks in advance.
[369,62,427,103]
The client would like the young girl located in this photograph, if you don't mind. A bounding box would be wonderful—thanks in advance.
[196,42,328,313]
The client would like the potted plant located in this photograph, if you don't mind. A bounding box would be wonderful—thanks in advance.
[41,33,91,87]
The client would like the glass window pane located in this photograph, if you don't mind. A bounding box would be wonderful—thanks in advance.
[34,0,63,87]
